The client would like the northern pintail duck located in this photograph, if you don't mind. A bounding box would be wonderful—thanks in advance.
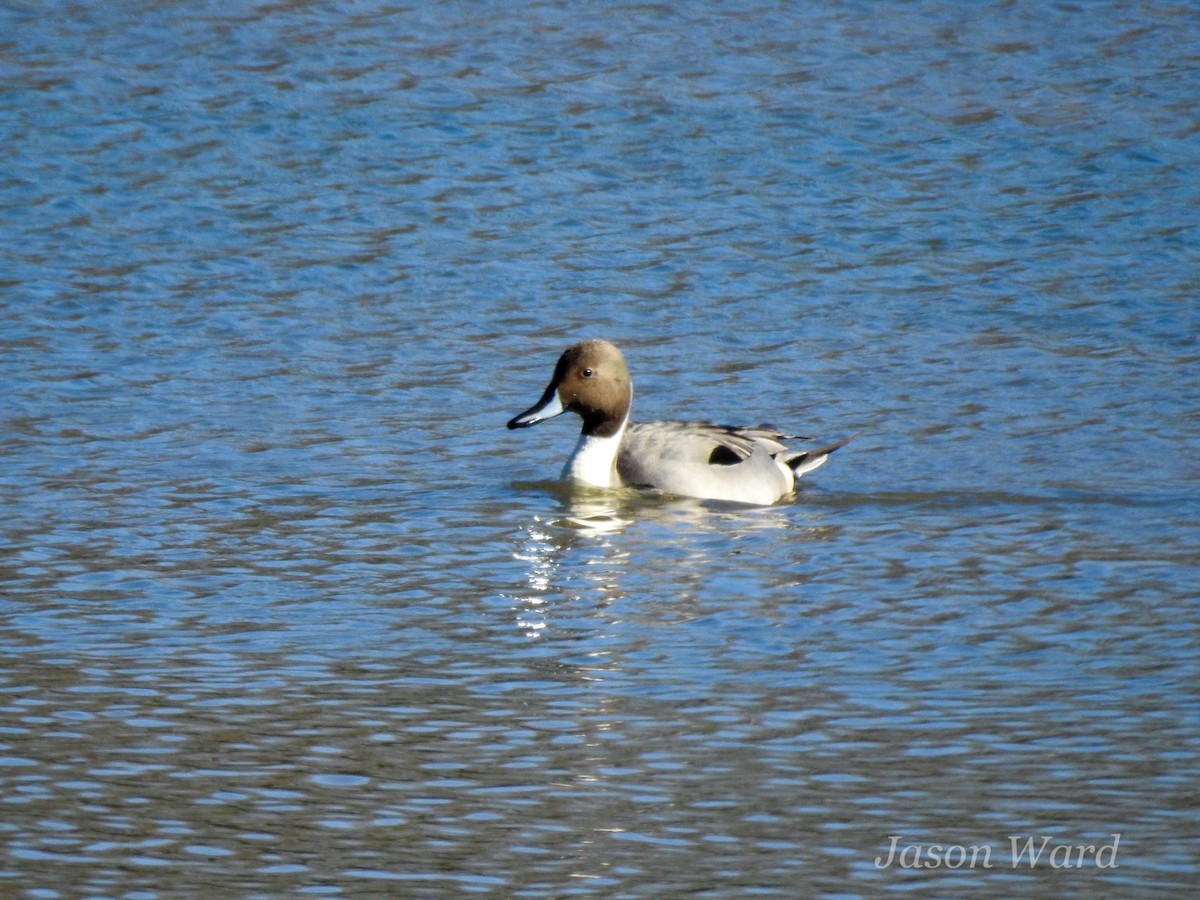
[507,339,853,505]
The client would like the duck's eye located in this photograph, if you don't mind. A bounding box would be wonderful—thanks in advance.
[581,368,594,377]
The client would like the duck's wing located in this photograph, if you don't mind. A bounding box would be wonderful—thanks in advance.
[617,421,796,504]
[621,421,780,463]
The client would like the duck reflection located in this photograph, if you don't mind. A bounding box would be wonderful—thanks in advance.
[507,484,798,639]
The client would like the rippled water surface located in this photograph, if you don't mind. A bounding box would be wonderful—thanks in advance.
[2,0,1198,896]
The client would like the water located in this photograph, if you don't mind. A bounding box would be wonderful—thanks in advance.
[2,0,1198,896]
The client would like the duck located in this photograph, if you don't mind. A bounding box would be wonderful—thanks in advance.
[506,339,853,505]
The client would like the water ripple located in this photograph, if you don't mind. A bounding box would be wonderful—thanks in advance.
[1,0,1197,895]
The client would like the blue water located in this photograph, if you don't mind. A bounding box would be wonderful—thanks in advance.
[2,1,1198,896]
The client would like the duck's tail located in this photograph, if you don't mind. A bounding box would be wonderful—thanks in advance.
[785,433,859,477]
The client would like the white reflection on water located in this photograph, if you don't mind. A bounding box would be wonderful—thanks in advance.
[508,493,633,638]
[510,515,558,636]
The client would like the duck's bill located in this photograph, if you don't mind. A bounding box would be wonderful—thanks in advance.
[507,387,565,429]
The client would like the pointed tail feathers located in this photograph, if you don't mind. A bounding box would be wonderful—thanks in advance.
[786,433,859,477]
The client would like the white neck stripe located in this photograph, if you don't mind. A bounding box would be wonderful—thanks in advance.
[562,416,628,488]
